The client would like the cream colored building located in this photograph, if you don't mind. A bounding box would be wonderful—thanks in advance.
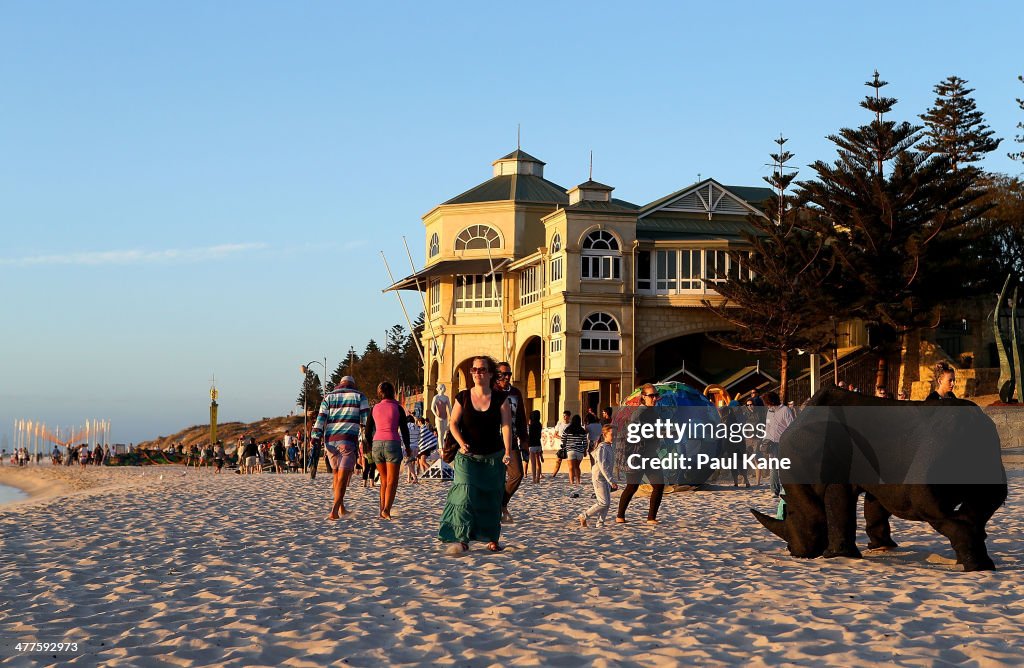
[387,149,790,423]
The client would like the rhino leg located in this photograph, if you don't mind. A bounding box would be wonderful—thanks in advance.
[823,484,862,559]
[864,493,898,550]
[927,517,995,571]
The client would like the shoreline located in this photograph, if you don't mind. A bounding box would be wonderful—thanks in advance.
[0,467,69,506]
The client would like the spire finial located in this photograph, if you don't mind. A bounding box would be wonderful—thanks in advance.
[589,150,593,181]
[517,124,520,150]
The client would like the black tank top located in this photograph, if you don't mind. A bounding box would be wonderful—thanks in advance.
[456,389,506,456]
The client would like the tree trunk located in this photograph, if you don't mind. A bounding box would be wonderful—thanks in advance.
[779,350,789,405]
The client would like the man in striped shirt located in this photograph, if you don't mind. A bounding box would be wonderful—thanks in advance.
[311,376,369,520]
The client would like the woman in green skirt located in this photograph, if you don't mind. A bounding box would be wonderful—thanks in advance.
[439,355,513,553]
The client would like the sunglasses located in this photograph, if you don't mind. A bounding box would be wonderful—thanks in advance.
[496,371,511,377]
[643,393,659,399]
[470,367,489,374]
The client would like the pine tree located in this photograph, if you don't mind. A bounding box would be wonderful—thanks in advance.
[296,371,323,415]
[919,75,1000,171]
[798,71,990,388]
[1011,75,1024,162]
[702,136,838,403]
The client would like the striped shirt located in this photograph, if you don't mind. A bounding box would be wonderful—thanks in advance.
[419,427,438,453]
[562,430,589,456]
[311,387,369,449]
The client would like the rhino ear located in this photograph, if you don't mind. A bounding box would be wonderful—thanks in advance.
[751,508,789,541]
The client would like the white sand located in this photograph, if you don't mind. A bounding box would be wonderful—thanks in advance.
[1,465,1022,666]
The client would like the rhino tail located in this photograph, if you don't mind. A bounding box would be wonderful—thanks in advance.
[751,508,789,541]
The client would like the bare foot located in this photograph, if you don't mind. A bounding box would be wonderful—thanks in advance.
[446,542,469,555]
[646,519,659,525]
[501,510,513,523]
[615,517,626,524]
[325,514,340,521]
[338,508,351,516]
[578,514,588,527]
[486,542,503,552]
[380,512,392,520]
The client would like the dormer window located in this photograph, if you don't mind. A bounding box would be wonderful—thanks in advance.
[581,230,621,280]
[455,225,501,251]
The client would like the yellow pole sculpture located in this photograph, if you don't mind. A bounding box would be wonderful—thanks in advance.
[210,377,219,446]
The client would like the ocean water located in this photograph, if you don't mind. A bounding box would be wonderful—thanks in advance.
[0,483,29,505]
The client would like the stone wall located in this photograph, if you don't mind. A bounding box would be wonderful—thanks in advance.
[983,406,1024,450]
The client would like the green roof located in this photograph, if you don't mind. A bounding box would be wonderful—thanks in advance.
[443,174,569,206]
[566,198,640,213]
[637,216,761,241]
[497,149,544,164]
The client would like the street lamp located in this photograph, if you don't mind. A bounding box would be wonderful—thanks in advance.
[299,358,327,476]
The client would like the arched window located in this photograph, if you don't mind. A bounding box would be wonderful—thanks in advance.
[581,230,621,280]
[550,314,563,354]
[549,233,563,283]
[581,312,620,352]
[455,225,501,251]
[429,233,439,258]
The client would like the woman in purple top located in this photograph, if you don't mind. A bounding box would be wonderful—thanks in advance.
[364,382,411,520]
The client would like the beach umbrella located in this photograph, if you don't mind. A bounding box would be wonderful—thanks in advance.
[614,381,723,486]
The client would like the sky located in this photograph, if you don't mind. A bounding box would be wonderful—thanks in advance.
[1,1,1022,445]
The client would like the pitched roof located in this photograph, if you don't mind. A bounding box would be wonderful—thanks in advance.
[636,216,761,240]
[442,174,569,206]
[565,198,640,213]
[496,149,544,164]
[639,179,773,215]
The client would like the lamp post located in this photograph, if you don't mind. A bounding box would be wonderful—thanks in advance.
[300,358,328,476]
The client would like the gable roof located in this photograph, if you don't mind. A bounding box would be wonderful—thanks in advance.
[442,174,569,206]
[639,179,772,218]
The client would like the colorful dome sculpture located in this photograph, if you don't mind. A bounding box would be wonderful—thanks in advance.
[614,381,724,486]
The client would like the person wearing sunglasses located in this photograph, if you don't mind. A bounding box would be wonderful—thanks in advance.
[438,356,513,553]
[616,383,666,525]
[493,361,527,523]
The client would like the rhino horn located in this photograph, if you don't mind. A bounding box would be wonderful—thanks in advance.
[751,508,789,541]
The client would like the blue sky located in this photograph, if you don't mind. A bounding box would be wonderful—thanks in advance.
[1,1,1021,444]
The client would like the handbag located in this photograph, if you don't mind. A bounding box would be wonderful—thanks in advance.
[441,429,459,463]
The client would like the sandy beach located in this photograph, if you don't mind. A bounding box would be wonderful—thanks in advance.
[1,464,1022,666]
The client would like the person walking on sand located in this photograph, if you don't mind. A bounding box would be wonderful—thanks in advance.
[406,415,420,484]
[616,384,666,525]
[550,411,571,480]
[439,355,513,553]
[240,437,260,474]
[579,424,618,527]
[213,441,226,473]
[493,361,527,522]
[416,417,438,471]
[562,415,589,490]
[363,382,411,520]
[528,410,544,484]
[312,376,370,520]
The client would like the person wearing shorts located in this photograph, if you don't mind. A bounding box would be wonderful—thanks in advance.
[364,382,411,520]
[311,376,370,520]
[550,411,571,480]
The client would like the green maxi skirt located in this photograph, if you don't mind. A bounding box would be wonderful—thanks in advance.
[438,451,505,544]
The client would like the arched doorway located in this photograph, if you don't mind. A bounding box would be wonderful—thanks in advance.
[515,336,542,415]
[454,357,475,393]
[636,332,777,390]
